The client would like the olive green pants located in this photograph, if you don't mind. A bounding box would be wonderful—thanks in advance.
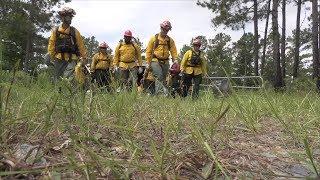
[151,61,169,95]
[54,59,77,83]
[119,67,138,91]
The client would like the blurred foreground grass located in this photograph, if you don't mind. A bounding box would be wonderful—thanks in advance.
[0,71,319,179]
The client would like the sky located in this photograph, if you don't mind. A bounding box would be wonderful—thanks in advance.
[52,0,312,53]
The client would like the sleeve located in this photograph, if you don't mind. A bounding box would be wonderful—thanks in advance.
[47,29,56,59]
[135,43,142,66]
[108,54,113,68]
[169,38,178,62]
[75,29,87,59]
[180,50,190,72]
[91,54,97,71]
[113,44,121,67]
[145,36,155,64]
[201,53,208,75]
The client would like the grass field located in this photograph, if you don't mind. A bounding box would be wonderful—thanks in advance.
[0,71,319,179]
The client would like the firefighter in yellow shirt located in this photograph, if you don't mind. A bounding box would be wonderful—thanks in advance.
[91,42,113,91]
[113,30,142,91]
[145,20,178,95]
[180,38,207,99]
[47,7,87,84]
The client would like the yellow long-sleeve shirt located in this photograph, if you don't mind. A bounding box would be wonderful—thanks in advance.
[145,34,178,64]
[47,25,87,61]
[181,49,207,76]
[91,52,112,71]
[113,42,142,69]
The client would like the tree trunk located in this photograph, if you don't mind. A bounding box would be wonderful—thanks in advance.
[311,0,320,90]
[280,0,286,85]
[261,0,271,76]
[253,0,259,76]
[292,0,301,78]
[272,0,284,89]
[24,34,32,72]
[23,0,35,73]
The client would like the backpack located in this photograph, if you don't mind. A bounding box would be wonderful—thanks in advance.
[55,26,80,56]
[189,50,202,66]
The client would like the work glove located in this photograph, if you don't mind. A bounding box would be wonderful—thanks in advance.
[113,66,119,73]
[145,63,151,70]
[140,78,145,85]
[138,67,143,74]
[79,57,87,66]
[179,72,184,77]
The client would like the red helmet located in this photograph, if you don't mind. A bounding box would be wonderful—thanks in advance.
[124,30,133,37]
[192,38,201,46]
[160,20,172,31]
[99,42,108,48]
[58,7,76,17]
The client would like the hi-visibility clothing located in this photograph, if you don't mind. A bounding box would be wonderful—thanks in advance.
[181,49,207,76]
[48,25,87,61]
[113,43,142,69]
[146,71,155,81]
[91,52,112,71]
[75,62,86,84]
[145,34,178,63]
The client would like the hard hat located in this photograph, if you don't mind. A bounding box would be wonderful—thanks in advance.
[169,62,180,75]
[160,20,172,31]
[58,7,76,17]
[99,42,108,48]
[124,30,133,37]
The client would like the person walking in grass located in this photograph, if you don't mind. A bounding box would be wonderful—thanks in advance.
[48,7,87,85]
[168,62,181,98]
[90,42,113,91]
[145,20,178,96]
[180,38,207,99]
[113,30,143,91]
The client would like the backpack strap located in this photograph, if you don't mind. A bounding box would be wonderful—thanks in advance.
[191,49,201,57]
[154,33,171,49]
[55,26,79,57]
[69,26,79,56]
[132,43,138,57]
[69,26,76,44]
[167,35,171,49]
[188,50,202,67]
[154,34,159,49]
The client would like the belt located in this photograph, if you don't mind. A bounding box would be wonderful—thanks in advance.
[187,64,201,67]
[153,54,169,61]
[120,60,135,63]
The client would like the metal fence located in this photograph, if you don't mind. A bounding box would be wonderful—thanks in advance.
[201,76,264,90]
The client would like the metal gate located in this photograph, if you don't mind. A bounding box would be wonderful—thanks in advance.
[201,76,264,91]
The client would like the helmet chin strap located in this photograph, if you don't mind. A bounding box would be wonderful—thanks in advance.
[62,22,70,29]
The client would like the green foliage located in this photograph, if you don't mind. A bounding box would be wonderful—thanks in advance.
[232,33,254,77]
[178,44,191,61]
[287,77,316,92]
[134,37,145,53]
[197,0,266,30]
[286,28,313,77]
[1,73,320,178]
[206,33,233,76]
[0,0,70,72]
[83,36,99,59]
